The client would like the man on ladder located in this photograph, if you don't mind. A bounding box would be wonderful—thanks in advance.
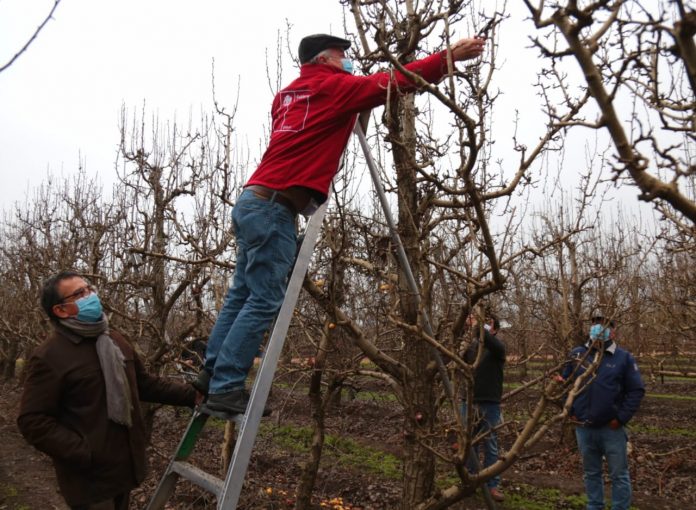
[195,32,486,416]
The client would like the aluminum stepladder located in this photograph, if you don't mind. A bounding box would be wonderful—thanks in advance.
[146,192,331,510]
[147,112,495,510]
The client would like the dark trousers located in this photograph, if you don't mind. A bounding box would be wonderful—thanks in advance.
[71,491,129,510]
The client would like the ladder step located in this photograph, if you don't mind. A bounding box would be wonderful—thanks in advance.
[200,405,246,424]
[171,461,224,497]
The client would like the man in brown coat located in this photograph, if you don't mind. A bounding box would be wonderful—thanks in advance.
[17,271,201,510]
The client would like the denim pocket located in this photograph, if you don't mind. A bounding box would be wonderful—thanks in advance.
[270,220,297,281]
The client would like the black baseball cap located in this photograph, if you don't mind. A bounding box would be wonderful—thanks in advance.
[591,311,616,327]
[298,34,351,64]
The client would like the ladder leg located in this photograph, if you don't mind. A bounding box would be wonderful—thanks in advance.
[146,471,179,510]
[146,411,209,510]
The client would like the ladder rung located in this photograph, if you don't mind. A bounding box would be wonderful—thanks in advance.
[200,406,246,425]
[171,461,224,497]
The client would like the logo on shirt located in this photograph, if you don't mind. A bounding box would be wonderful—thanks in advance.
[274,89,311,133]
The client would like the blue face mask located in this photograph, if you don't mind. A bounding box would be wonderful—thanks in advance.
[75,293,103,322]
[589,324,610,342]
[340,58,354,74]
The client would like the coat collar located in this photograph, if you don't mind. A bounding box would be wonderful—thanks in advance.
[299,62,347,78]
[584,340,617,354]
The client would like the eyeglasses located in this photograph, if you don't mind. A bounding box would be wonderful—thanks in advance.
[59,285,95,304]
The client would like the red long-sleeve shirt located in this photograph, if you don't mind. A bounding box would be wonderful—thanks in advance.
[246,51,450,201]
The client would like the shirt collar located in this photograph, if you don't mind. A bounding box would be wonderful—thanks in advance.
[584,340,616,354]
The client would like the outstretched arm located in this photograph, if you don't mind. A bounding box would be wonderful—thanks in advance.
[329,37,487,114]
[135,353,198,407]
[483,330,506,360]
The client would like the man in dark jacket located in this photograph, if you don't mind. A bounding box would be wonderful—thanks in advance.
[463,314,506,502]
[562,320,645,510]
[17,271,201,510]
[199,32,486,415]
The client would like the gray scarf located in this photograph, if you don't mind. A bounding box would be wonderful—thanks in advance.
[57,316,133,427]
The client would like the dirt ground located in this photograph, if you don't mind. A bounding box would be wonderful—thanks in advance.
[0,381,69,510]
[1,376,694,510]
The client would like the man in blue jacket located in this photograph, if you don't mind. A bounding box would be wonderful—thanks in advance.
[562,319,645,510]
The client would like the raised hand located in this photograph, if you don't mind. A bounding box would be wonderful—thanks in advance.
[450,37,486,62]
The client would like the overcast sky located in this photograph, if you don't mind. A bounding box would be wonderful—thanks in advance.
[1,1,651,222]
[0,0,359,209]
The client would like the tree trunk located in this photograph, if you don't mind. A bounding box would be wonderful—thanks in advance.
[389,92,436,508]
[294,329,332,509]
[221,422,236,475]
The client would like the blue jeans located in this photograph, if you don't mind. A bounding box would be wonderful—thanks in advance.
[205,189,297,394]
[575,425,632,510]
[461,401,501,488]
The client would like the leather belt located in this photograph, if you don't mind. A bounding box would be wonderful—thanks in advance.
[245,185,297,215]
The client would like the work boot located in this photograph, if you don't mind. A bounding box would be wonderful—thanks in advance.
[191,369,211,397]
[489,487,504,502]
[206,388,271,416]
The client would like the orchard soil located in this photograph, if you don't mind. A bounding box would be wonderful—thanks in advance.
[1,373,694,510]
